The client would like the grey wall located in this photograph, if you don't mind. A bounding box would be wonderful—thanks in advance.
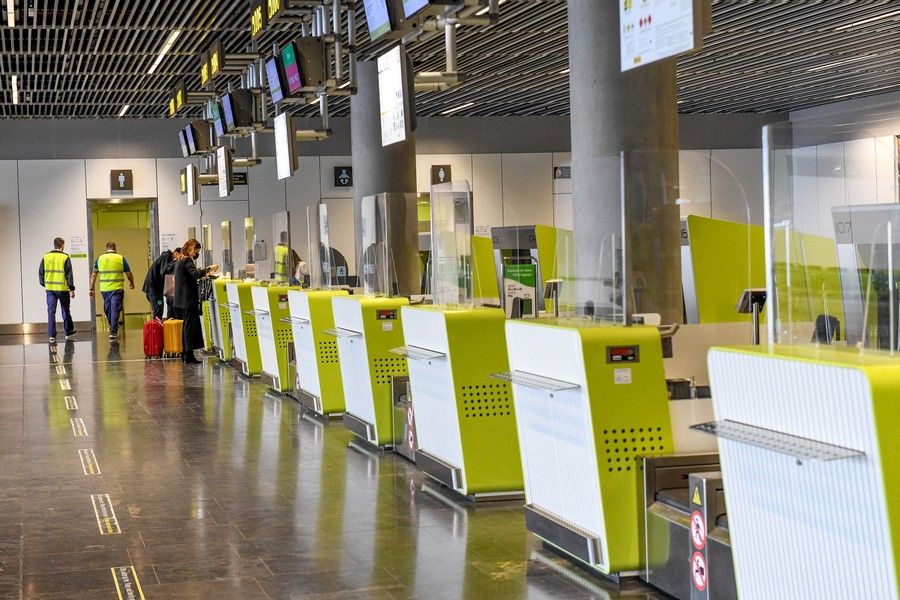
[0,112,785,160]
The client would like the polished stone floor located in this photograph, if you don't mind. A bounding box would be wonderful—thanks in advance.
[0,332,672,599]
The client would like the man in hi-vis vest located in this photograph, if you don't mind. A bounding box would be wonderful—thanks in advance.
[89,241,134,341]
[38,237,76,343]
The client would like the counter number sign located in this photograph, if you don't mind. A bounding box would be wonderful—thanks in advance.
[251,0,267,38]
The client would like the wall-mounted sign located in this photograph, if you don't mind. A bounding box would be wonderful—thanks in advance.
[553,165,571,179]
[430,164,452,186]
[333,166,353,188]
[619,0,710,72]
[200,172,248,187]
[250,0,267,38]
[110,170,133,192]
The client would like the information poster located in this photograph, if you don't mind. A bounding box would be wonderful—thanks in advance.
[161,233,178,252]
[69,235,88,259]
[378,46,408,147]
[503,262,538,318]
[620,0,700,72]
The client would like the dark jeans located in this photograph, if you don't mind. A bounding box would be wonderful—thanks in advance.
[183,303,204,352]
[146,291,164,320]
[46,291,75,338]
[101,290,124,333]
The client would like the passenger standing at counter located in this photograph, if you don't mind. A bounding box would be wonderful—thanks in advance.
[173,239,218,364]
[39,237,76,343]
[89,241,134,341]
[142,246,182,319]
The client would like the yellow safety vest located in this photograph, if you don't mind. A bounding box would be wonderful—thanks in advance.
[43,252,69,292]
[274,244,289,284]
[97,252,125,292]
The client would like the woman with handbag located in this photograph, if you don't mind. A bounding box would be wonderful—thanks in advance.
[173,239,219,364]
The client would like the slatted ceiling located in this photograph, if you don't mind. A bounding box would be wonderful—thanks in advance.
[2,1,900,118]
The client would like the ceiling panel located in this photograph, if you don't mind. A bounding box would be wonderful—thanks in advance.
[1,0,899,118]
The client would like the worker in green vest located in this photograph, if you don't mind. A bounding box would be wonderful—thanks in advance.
[89,241,134,341]
[274,231,290,284]
[38,237,76,343]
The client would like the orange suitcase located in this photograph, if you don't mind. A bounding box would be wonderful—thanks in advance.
[163,319,184,357]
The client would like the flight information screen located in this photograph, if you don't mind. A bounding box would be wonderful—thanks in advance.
[364,0,392,41]
[265,57,285,104]
[402,0,430,18]
[281,43,303,95]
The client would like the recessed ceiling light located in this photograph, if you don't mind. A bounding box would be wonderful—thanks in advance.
[5,0,13,27]
[11,75,18,105]
[118,104,130,117]
[558,68,570,75]
[147,29,181,76]
[834,8,900,31]
[441,101,475,115]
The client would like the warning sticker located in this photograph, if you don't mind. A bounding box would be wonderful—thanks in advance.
[111,565,145,600]
[691,551,708,591]
[70,418,88,437]
[91,494,121,535]
[692,487,702,506]
[690,510,706,550]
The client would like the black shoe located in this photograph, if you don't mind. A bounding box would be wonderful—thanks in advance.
[182,352,202,364]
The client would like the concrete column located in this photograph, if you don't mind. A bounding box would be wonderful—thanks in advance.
[350,60,417,198]
[350,60,419,295]
[568,0,683,324]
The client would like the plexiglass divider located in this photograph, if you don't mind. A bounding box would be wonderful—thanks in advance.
[221,220,233,279]
[429,181,474,308]
[356,193,420,297]
[764,112,900,352]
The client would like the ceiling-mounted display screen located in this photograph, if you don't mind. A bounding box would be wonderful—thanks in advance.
[274,112,298,180]
[377,45,412,147]
[265,56,286,104]
[211,102,225,138]
[364,0,393,41]
[280,42,304,95]
[222,90,254,132]
[402,0,454,18]
[186,120,211,155]
[186,163,199,206]
[177,130,190,158]
[217,146,233,198]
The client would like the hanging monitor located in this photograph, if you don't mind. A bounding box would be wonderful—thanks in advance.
[185,120,211,155]
[265,56,286,104]
[377,45,415,147]
[280,41,304,95]
[217,146,234,198]
[211,102,225,139]
[186,163,200,206]
[402,0,454,19]
[364,0,394,41]
[222,90,255,132]
[274,112,298,180]
[177,129,190,158]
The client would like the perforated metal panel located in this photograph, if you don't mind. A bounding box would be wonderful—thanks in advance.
[460,383,512,420]
[317,339,339,365]
[601,426,667,475]
[372,355,407,387]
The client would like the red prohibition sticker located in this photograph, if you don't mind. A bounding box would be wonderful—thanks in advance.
[692,551,708,591]
[690,510,707,550]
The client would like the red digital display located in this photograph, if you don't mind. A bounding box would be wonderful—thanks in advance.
[607,346,639,363]
[377,309,397,320]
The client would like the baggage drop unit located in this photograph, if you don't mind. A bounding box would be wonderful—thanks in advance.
[252,284,302,394]
[212,278,234,362]
[226,281,262,376]
[331,295,410,448]
[286,289,349,416]
[503,320,678,576]
[397,305,522,501]
[331,191,422,450]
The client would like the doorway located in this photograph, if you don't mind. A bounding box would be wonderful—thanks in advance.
[87,198,159,333]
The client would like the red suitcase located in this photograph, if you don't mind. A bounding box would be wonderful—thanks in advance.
[143,318,164,359]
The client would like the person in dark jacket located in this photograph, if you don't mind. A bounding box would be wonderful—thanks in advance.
[142,247,181,319]
[39,237,77,343]
[173,239,219,364]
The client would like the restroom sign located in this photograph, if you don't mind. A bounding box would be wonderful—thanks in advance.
[430,164,452,186]
[110,170,133,192]
[333,166,353,188]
